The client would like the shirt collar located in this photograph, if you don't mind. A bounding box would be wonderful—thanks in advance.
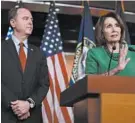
[12,34,28,47]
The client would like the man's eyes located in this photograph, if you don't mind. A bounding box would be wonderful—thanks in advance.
[22,17,33,21]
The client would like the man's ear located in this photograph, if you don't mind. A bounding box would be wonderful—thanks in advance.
[10,19,16,28]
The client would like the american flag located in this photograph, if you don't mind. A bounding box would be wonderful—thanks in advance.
[5,27,13,40]
[40,2,74,123]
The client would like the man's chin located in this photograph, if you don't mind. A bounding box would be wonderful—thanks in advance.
[26,32,32,36]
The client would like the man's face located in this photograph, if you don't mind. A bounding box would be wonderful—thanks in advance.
[11,8,33,36]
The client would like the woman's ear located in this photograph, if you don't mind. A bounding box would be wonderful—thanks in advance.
[10,19,15,28]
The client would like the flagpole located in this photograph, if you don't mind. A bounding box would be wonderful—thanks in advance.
[121,0,125,11]
[115,0,131,44]
[15,0,23,8]
[115,0,118,11]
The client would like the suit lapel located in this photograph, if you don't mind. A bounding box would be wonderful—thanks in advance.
[24,43,35,78]
[6,39,37,80]
[6,39,23,74]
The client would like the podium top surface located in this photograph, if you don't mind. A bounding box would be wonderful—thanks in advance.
[60,76,135,106]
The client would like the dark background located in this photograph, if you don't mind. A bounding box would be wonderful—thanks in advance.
[1,1,135,53]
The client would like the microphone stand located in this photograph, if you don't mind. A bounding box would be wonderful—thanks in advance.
[107,46,116,76]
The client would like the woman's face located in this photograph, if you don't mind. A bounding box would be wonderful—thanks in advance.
[103,17,121,43]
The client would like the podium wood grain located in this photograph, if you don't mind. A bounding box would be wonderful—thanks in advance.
[101,94,135,123]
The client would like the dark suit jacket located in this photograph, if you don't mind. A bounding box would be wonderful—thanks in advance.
[1,39,50,123]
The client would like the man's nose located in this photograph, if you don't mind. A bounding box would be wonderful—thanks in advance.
[28,19,33,25]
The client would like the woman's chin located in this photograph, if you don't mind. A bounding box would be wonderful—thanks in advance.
[108,40,119,43]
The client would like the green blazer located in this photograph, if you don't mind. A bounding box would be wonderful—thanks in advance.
[85,45,135,76]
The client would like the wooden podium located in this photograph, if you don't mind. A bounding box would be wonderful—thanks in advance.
[60,76,135,123]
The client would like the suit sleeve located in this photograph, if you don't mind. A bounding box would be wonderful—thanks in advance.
[1,83,18,109]
[85,49,98,74]
[1,42,18,109]
[29,51,50,106]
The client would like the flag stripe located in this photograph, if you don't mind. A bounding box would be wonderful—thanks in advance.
[47,61,56,123]
[52,55,72,123]
[49,56,65,122]
[43,89,54,123]
[42,99,51,123]
[48,72,62,123]
[42,103,49,123]
[55,55,66,91]
[48,64,65,123]
[54,54,74,122]
[57,53,69,86]
[54,111,59,123]
[54,76,72,123]
[66,107,74,123]
[44,61,55,123]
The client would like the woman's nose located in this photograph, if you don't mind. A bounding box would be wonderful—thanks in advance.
[112,26,116,31]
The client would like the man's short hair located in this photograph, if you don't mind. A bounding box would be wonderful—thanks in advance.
[8,5,29,24]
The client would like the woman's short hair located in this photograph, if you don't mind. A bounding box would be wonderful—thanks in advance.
[95,12,125,46]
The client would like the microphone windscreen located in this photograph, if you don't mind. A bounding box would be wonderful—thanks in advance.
[112,46,116,50]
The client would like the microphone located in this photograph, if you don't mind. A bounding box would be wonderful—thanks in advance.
[128,47,135,52]
[112,45,116,50]
[107,45,116,76]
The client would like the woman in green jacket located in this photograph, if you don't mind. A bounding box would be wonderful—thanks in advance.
[85,12,135,76]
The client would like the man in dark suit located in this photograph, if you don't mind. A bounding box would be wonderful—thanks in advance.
[1,6,50,123]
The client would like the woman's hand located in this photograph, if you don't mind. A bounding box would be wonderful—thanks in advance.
[117,44,130,71]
